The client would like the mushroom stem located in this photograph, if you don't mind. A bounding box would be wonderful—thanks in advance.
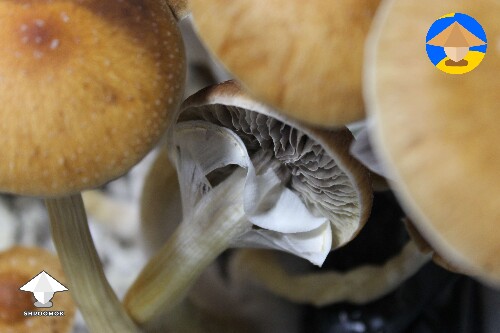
[234,240,431,306]
[46,194,139,333]
[124,169,251,327]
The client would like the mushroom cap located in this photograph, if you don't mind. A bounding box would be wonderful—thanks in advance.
[177,81,373,250]
[365,0,499,283]
[189,0,380,127]
[0,246,75,332]
[0,0,185,197]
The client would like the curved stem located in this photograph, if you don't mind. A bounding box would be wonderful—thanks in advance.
[46,194,139,333]
[235,240,431,306]
[124,170,250,328]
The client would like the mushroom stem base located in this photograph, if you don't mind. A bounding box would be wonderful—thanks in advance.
[46,194,139,333]
[124,169,250,328]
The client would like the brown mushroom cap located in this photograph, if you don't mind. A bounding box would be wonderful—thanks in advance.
[365,0,500,283]
[189,0,381,127]
[0,0,185,197]
[0,246,75,332]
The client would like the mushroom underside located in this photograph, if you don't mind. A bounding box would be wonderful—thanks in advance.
[179,104,362,248]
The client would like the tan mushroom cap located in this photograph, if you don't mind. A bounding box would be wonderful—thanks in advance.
[189,0,381,127]
[0,246,75,332]
[365,0,500,283]
[403,218,463,274]
[0,0,185,197]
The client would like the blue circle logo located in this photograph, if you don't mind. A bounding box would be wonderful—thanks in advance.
[426,13,487,74]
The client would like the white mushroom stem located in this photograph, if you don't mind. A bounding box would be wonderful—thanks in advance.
[46,194,139,333]
[124,169,251,327]
[234,240,431,306]
[124,120,338,327]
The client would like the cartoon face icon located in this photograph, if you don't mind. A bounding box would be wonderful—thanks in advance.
[426,13,487,74]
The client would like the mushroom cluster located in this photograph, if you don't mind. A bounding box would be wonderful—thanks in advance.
[124,80,372,327]
[1,0,498,331]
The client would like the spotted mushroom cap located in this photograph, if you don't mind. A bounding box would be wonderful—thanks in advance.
[189,0,381,127]
[177,81,373,250]
[364,0,500,283]
[0,246,75,333]
[0,0,185,197]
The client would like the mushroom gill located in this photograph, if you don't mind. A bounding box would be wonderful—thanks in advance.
[179,82,372,247]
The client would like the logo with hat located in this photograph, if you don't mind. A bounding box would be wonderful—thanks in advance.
[19,270,68,308]
[426,13,487,74]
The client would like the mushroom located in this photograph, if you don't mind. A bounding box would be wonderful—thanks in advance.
[0,0,185,331]
[124,80,372,326]
[139,148,304,333]
[364,0,499,284]
[0,246,75,333]
[137,108,429,312]
[162,0,381,127]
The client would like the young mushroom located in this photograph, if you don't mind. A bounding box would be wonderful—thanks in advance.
[164,0,381,126]
[124,80,372,327]
[0,0,185,331]
[364,0,499,284]
[0,246,75,333]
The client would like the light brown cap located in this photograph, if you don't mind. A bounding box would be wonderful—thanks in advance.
[189,0,381,127]
[0,246,75,332]
[365,0,500,283]
[0,0,185,197]
[403,218,463,274]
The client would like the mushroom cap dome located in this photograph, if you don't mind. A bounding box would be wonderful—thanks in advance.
[0,0,185,196]
[190,0,380,127]
[365,0,499,283]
